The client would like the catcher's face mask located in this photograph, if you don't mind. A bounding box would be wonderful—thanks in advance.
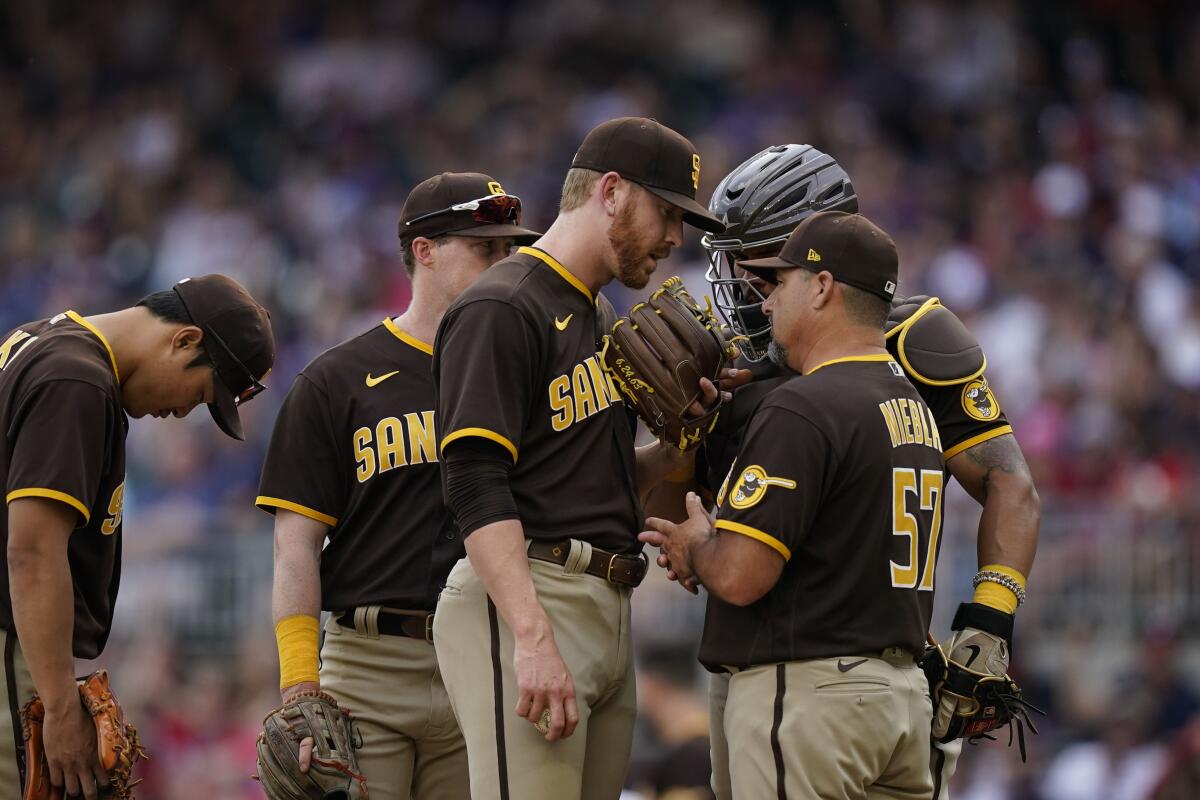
[703,234,787,362]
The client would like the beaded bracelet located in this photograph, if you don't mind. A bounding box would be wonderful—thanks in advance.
[972,570,1027,608]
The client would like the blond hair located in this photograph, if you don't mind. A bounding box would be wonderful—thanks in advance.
[559,168,602,212]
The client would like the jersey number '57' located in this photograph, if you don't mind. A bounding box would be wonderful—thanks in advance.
[890,468,944,590]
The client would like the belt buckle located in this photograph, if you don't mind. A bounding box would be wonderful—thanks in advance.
[424,613,434,643]
[606,553,620,583]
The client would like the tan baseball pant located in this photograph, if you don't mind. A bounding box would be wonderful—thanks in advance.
[0,629,35,800]
[433,541,637,800]
[723,650,934,800]
[320,609,469,800]
[711,663,960,800]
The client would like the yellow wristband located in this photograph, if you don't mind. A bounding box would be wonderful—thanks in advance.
[275,614,320,690]
[973,564,1027,614]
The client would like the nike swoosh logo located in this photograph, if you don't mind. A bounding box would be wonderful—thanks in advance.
[961,644,981,668]
[837,658,868,673]
[365,371,399,388]
[554,314,573,331]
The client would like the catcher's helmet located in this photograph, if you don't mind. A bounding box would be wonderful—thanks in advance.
[704,145,857,361]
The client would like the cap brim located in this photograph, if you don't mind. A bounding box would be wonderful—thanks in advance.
[450,223,543,246]
[642,186,726,233]
[208,379,244,441]
[736,255,797,284]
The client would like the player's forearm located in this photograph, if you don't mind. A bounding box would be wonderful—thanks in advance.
[948,433,1039,577]
[271,511,326,623]
[271,510,326,692]
[974,470,1039,577]
[7,499,80,714]
[463,519,553,642]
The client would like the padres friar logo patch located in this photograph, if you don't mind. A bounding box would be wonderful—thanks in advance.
[729,465,797,509]
[961,377,999,421]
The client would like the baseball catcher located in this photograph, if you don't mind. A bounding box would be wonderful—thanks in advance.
[602,276,739,451]
[21,670,147,800]
[255,691,368,799]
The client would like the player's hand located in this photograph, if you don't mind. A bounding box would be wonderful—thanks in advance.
[718,367,754,392]
[44,695,109,800]
[513,625,579,741]
[281,680,322,772]
[640,492,714,584]
[656,551,701,594]
[686,377,730,418]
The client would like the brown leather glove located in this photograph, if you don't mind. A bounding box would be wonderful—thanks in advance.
[255,690,368,799]
[602,276,738,451]
[21,670,148,800]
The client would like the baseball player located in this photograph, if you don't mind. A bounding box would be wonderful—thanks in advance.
[643,211,943,798]
[431,117,726,800]
[0,275,274,800]
[256,172,540,799]
[645,144,1039,800]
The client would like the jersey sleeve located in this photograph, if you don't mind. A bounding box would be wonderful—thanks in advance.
[256,373,344,527]
[6,380,114,525]
[715,404,832,561]
[919,372,1012,460]
[435,300,539,464]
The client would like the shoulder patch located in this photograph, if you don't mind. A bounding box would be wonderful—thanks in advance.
[888,297,986,386]
[961,377,1001,421]
[728,464,796,510]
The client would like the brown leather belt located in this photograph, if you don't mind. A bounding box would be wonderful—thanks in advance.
[527,539,648,588]
[336,608,434,642]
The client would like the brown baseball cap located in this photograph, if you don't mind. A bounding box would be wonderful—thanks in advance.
[571,117,725,233]
[398,172,541,245]
[738,211,898,301]
[172,274,275,441]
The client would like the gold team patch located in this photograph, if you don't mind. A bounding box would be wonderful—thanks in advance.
[728,465,796,510]
[961,377,1000,421]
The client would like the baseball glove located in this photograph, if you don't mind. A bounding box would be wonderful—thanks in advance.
[601,276,739,451]
[255,690,368,800]
[21,669,148,800]
[922,607,1044,761]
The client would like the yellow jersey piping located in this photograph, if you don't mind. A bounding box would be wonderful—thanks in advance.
[806,353,895,375]
[441,427,518,464]
[7,488,91,524]
[255,496,338,527]
[518,246,594,305]
[942,425,1013,460]
[382,317,433,356]
[715,519,792,561]
[65,311,120,382]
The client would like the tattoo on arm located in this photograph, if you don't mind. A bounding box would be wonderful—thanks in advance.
[962,434,1031,501]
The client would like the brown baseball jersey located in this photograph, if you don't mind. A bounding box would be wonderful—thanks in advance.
[0,312,127,659]
[698,296,1011,494]
[699,355,946,671]
[434,246,641,554]
[256,319,459,610]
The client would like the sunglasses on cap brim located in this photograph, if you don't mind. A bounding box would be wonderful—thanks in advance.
[206,326,268,406]
[172,286,267,407]
[404,194,523,229]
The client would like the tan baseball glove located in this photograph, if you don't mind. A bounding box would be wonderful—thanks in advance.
[21,669,148,800]
[601,276,739,451]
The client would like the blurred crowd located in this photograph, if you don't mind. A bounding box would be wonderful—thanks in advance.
[3,0,1199,796]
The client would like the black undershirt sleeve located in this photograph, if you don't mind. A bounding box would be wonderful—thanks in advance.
[442,438,521,537]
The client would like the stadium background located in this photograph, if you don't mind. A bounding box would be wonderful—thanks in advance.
[2,0,1199,796]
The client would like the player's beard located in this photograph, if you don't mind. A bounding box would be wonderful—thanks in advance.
[609,200,656,289]
[767,339,789,369]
